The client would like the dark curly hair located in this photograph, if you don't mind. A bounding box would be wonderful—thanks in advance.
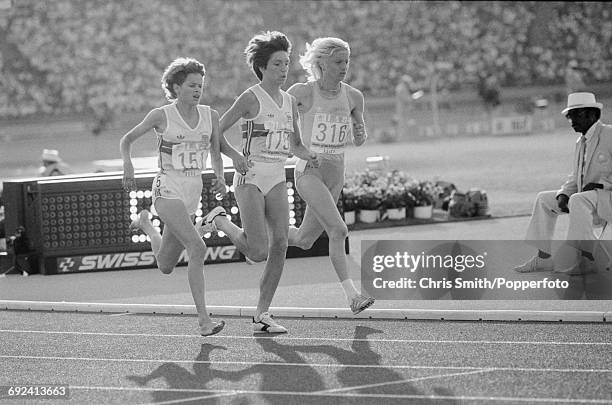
[244,31,291,81]
[161,57,206,101]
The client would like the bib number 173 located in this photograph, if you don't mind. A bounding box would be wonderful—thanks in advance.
[266,130,290,153]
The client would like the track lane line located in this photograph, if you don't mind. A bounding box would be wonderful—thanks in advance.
[2,354,611,373]
[55,385,612,403]
[1,329,611,346]
[316,368,493,394]
[138,392,238,405]
[0,301,607,322]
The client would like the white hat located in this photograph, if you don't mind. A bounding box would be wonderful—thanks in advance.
[41,149,61,162]
[561,92,603,115]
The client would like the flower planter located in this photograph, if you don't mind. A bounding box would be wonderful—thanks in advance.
[385,207,406,220]
[358,209,379,223]
[413,205,433,219]
[344,210,356,225]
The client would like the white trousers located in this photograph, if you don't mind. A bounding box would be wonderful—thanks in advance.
[525,190,604,254]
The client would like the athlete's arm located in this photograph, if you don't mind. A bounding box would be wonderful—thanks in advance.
[209,109,227,197]
[349,87,368,147]
[287,82,312,114]
[219,91,257,174]
[119,108,164,191]
[288,95,319,167]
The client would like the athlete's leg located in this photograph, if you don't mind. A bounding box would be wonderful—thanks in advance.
[256,181,289,318]
[155,198,221,334]
[288,203,324,250]
[293,176,356,297]
[214,184,268,262]
[131,209,183,274]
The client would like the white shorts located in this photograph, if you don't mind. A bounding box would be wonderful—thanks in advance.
[232,161,286,196]
[152,171,203,215]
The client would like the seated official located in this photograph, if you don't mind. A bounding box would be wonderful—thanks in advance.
[38,149,72,177]
[515,92,612,275]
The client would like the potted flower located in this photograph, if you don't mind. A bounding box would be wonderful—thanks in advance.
[404,188,417,218]
[434,180,456,210]
[382,184,408,220]
[356,185,382,223]
[357,168,380,187]
[409,181,436,219]
[341,186,358,225]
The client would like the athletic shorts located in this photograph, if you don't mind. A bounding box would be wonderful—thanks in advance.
[294,157,345,198]
[232,161,286,196]
[152,171,203,215]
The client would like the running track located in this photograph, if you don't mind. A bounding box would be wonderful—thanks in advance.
[1,310,611,404]
[1,217,611,403]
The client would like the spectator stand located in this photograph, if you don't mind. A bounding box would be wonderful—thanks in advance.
[1,1,612,134]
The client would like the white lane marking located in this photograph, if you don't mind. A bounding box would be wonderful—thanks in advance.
[1,329,611,346]
[2,354,611,374]
[64,385,612,403]
[316,369,493,394]
[138,391,237,405]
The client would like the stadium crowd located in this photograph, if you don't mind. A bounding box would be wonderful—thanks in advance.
[1,1,611,127]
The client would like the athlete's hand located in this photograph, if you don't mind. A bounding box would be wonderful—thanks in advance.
[308,152,321,168]
[212,177,228,199]
[122,163,136,192]
[352,123,367,146]
[233,155,252,175]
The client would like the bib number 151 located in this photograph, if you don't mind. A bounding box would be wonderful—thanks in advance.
[172,143,206,170]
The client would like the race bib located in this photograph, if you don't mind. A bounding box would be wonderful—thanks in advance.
[311,113,351,154]
[171,142,208,170]
[262,120,291,160]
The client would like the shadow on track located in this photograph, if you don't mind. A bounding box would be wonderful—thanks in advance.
[125,326,462,404]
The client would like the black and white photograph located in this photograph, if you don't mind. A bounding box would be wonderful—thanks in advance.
[1,1,611,403]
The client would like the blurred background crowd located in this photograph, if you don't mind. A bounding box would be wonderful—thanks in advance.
[1,1,611,133]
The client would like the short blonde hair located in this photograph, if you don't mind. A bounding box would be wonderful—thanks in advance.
[299,37,350,82]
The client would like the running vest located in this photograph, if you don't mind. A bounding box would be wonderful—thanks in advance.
[240,84,294,163]
[155,103,212,173]
[301,82,352,158]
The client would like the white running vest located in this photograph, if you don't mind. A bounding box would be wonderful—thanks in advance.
[240,84,294,163]
[155,103,212,173]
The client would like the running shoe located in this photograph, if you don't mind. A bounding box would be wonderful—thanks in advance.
[350,294,375,315]
[196,206,226,237]
[252,312,287,333]
[200,320,226,337]
[195,217,216,236]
